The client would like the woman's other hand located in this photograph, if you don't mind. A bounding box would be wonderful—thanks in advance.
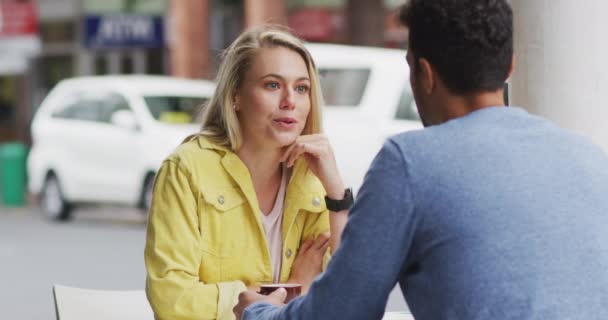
[286,232,330,293]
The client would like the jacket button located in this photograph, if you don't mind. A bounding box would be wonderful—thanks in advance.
[312,196,320,207]
[217,195,225,205]
[285,248,292,258]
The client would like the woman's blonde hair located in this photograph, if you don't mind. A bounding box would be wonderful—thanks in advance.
[197,26,324,150]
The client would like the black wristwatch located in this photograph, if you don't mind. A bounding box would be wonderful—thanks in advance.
[324,188,353,212]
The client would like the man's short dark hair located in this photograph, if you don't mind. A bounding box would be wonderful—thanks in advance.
[399,0,513,94]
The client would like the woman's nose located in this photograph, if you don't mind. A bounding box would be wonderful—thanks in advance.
[280,89,296,110]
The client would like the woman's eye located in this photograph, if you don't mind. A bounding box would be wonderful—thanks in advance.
[296,85,309,93]
[265,82,279,89]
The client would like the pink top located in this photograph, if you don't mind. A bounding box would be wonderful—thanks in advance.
[260,166,290,283]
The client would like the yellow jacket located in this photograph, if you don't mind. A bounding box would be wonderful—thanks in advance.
[145,136,330,320]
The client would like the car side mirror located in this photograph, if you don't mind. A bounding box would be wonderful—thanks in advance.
[111,110,138,131]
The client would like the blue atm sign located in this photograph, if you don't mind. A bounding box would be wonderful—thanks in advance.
[84,15,164,48]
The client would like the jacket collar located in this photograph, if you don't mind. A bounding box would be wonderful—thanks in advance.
[195,135,231,153]
[195,135,325,213]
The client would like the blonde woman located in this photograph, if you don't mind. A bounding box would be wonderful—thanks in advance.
[144,26,351,320]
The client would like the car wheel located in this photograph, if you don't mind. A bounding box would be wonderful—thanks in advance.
[41,174,72,221]
[140,173,155,215]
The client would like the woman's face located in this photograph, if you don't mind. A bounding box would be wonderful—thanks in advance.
[235,46,311,150]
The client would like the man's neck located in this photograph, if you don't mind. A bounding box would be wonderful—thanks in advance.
[437,90,506,124]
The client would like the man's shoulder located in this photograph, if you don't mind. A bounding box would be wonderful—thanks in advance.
[385,128,437,156]
[389,128,427,143]
[387,107,541,146]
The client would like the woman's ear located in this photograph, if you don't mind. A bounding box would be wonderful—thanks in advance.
[418,57,435,95]
[233,94,240,111]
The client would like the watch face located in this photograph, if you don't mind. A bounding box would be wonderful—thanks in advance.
[345,188,353,200]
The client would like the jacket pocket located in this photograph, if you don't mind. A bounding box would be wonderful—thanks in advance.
[199,186,247,259]
[202,185,246,212]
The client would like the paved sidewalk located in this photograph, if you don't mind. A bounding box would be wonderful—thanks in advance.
[0,206,408,319]
[0,204,32,214]
[1,203,148,224]
[0,206,148,320]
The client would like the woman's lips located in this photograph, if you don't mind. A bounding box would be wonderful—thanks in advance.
[274,117,297,128]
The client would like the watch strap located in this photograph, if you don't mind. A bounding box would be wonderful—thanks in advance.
[324,188,353,212]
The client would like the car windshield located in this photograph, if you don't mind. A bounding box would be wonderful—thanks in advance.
[144,96,208,124]
[318,68,370,107]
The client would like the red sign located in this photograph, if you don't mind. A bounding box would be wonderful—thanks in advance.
[0,0,38,37]
[289,8,335,41]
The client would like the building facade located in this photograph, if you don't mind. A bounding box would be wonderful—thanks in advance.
[1,0,406,144]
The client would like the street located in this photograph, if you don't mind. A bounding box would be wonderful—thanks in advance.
[0,206,408,319]
[0,206,148,320]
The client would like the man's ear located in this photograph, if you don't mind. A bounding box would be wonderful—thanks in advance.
[418,57,435,94]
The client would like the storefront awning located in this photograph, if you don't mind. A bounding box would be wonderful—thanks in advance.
[0,0,41,75]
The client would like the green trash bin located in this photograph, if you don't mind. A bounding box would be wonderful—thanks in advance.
[0,142,28,206]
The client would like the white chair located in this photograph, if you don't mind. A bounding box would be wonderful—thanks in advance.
[52,284,154,320]
[383,311,415,320]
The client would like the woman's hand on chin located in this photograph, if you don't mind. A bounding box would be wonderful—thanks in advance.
[280,134,345,198]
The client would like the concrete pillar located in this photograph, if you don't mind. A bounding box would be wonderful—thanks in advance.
[169,0,210,79]
[511,0,608,151]
[244,0,287,28]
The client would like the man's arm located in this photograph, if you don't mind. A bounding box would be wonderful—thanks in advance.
[238,139,419,320]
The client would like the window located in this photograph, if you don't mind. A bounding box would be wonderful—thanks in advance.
[144,96,208,124]
[41,55,74,88]
[394,88,420,121]
[52,98,103,122]
[121,55,134,74]
[0,77,16,141]
[317,68,370,106]
[146,49,165,75]
[99,93,131,123]
[95,55,108,75]
[53,93,133,125]
[39,20,75,44]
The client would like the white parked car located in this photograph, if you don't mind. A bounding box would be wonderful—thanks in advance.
[307,43,422,192]
[28,75,214,220]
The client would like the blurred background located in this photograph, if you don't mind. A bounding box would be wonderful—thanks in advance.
[1,0,410,145]
[1,0,413,318]
[4,0,608,318]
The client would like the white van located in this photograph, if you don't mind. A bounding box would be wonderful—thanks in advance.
[307,43,423,192]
